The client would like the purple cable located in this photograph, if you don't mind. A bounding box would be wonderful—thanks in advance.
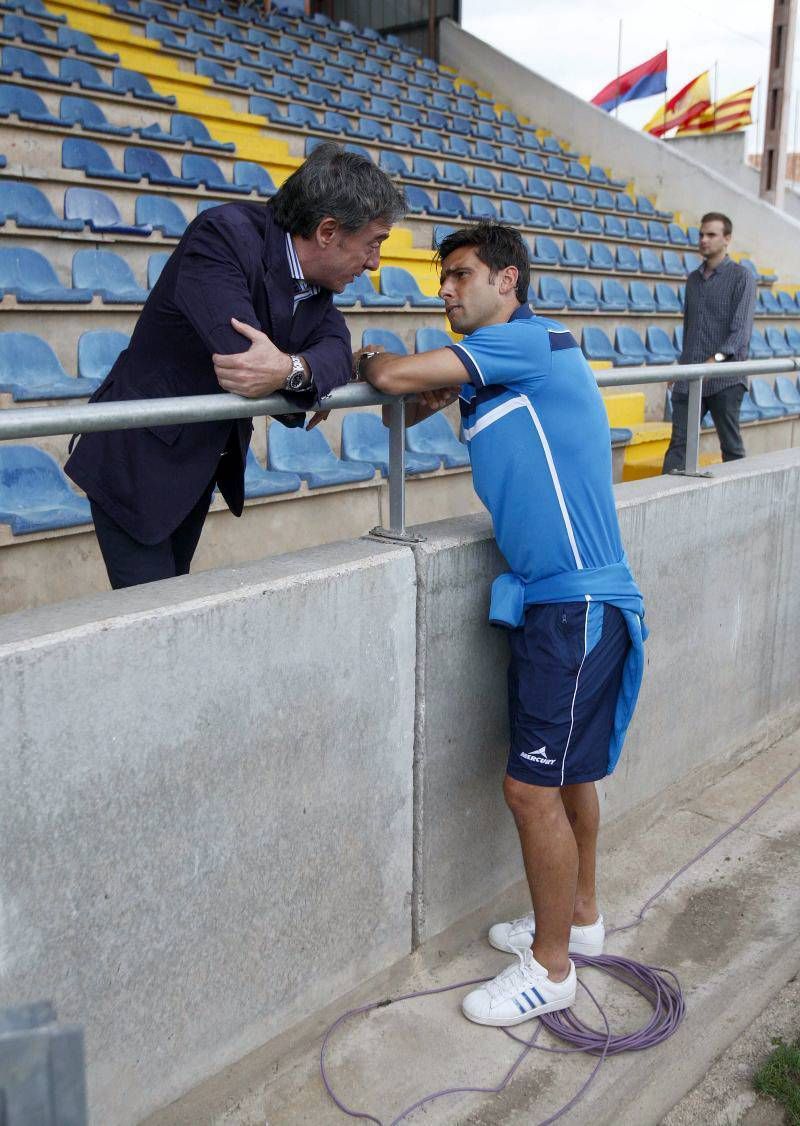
[319,761,799,1125]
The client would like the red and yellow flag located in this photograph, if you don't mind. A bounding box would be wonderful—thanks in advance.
[675,85,755,136]
[642,71,711,137]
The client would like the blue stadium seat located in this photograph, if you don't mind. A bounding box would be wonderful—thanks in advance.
[232,161,275,196]
[341,414,439,477]
[626,217,648,240]
[739,391,760,423]
[65,186,151,235]
[268,423,374,488]
[418,128,444,153]
[674,325,684,354]
[588,165,609,184]
[536,276,569,310]
[63,137,139,181]
[437,189,470,218]
[603,214,626,239]
[59,93,133,135]
[599,278,628,311]
[473,166,498,192]
[749,329,773,360]
[415,327,452,352]
[113,67,175,103]
[616,326,658,365]
[134,194,187,236]
[249,95,288,125]
[553,207,578,232]
[125,146,197,187]
[501,171,525,196]
[0,82,61,123]
[472,195,499,220]
[4,0,65,22]
[639,248,662,274]
[405,412,469,468]
[405,185,442,216]
[562,238,588,269]
[647,220,668,243]
[170,113,234,151]
[582,326,630,366]
[684,251,701,272]
[529,203,552,228]
[362,328,408,354]
[662,250,686,277]
[775,375,800,412]
[777,291,800,314]
[410,155,442,182]
[0,44,69,84]
[546,155,568,177]
[589,242,615,271]
[446,135,474,158]
[60,57,113,91]
[72,248,148,303]
[77,329,129,381]
[645,326,678,362]
[567,160,587,180]
[615,192,635,213]
[286,102,323,129]
[765,326,793,357]
[578,211,603,236]
[0,181,83,231]
[500,198,527,225]
[441,160,470,187]
[628,280,655,313]
[500,145,521,168]
[147,251,170,288]
[636,195,655,216]
[667,223,688,246]
[335,273,403,309]
[0,446,92,533]
[243,447,302,498]
[750,377,788,417]
[686,225,700,244]
[654,283,681,313]
[380,267,442,307]
[530,236,561,266]
[0,333,100,400]
[522,150,546,174]
[0,247,91,302]
[379,150,410,178]
[144,20,182,49]
[569,277,599,311]
[760,290,782,316]
[182,153,249,193]
[594,187,615,209]
[615,245,639,272]
[349,116,389,142]
[547,181,572,205]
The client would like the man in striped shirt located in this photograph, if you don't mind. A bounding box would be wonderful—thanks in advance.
[662,212,756,473]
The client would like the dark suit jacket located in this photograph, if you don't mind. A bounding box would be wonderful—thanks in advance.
[65,202,352,544]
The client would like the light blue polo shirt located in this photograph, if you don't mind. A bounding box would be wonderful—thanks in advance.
[450,304,623,584]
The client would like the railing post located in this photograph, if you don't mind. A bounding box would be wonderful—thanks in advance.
[674,374,712,478]
[370,397,423,544]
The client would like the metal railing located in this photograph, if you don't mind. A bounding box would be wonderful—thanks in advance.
[0,358,798,541]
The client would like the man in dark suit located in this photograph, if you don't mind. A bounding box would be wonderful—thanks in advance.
[65,143,405,589]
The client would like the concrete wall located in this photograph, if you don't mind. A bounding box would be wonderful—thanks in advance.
[1,451,800,1123]
[0,541,418,1126]
[439,20,800,283]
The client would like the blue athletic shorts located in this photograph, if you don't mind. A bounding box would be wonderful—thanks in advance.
[506,601,631,788]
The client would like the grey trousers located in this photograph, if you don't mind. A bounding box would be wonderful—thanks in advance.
[662,384,746,474]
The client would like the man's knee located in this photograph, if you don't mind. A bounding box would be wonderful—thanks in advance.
[503,774,562,825]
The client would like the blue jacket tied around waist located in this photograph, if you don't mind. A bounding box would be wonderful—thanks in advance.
[489,560,648,776]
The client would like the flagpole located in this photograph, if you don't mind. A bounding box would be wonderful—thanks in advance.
[615,19,622,120]
[663,40,669,128]
[713,60,718,130]
[753,78,761,159]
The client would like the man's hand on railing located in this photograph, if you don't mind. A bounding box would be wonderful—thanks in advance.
[212,318,292,398]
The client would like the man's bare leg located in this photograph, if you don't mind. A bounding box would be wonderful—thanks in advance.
[503,775,576,982]
[560,781,600,927]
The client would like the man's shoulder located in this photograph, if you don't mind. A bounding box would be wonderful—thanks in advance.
[186,200,270,244]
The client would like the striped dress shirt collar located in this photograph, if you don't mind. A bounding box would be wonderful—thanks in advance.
[285,232,319,312]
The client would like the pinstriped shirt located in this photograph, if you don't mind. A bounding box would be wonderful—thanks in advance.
[285,231,319,313]
[673,255,757,397]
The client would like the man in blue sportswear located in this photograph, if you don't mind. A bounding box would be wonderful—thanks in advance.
[362,223,646,1028]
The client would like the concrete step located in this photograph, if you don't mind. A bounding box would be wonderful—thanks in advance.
[143,729,800,1126]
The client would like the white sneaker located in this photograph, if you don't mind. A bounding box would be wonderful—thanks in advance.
[488,912,605,957]
[462,948,576,1027]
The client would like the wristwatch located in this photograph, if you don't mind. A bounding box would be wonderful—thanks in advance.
[713,352,728,363]
[284,354,312,392]
[353,350,381,382]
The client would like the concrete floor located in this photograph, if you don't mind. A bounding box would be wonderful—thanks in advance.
[144,729,800,1126]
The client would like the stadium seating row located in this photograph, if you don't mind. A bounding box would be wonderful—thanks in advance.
[0,45,176,102]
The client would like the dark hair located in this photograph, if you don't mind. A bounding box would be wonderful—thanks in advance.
[700,211,733,237]
[435,221,530,303]
[271,142,406,238]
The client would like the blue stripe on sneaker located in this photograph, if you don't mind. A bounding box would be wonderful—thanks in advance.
[531,986,546,1006]
[514,998,526,1015]
[521,991,536,1010]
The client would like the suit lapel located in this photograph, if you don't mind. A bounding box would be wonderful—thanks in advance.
[262,211,293,347]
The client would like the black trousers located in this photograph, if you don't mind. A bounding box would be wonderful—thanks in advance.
[662,384,746,474]
[90,477,216,590]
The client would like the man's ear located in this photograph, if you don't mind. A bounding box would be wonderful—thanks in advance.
[499,265,519,296]
[315,216,339,248]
